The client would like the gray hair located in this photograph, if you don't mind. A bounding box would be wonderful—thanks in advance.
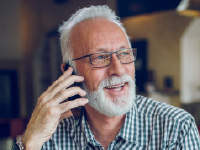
[58,5,131,69]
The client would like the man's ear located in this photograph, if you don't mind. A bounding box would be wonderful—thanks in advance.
[61,63,65,73]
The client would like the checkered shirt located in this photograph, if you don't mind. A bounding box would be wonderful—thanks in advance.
[42,95,200,150]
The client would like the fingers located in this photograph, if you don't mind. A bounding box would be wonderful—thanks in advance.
[59,98,88,114]
[59,110,73,121]
[49,86,86,105]
[38,86,87,114]
[36,66,88,118]
[40,67,73,98]
[21,67,88,148]
[47,98,88,122]
[38,67,85,105]
[47,75,84,102]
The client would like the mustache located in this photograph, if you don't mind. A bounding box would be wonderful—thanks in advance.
[99,74,134,88]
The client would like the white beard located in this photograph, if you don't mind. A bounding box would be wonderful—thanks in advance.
[83,74,136,117]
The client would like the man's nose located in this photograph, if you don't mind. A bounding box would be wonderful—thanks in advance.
[107,54,126,76]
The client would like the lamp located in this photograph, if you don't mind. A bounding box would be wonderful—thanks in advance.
[177,0,200,17]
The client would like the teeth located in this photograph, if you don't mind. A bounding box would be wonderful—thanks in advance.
[113,87,122,91]
[106,83,125,89]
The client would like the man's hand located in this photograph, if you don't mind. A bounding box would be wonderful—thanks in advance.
[21,67,88,150]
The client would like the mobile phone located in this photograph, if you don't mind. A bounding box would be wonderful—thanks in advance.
[64,64,84,117]
[64,63,82,101]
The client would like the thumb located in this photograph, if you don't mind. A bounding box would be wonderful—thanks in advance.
[59,110,73,121]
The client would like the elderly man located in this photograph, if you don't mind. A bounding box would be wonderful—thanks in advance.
[13,5,200,150]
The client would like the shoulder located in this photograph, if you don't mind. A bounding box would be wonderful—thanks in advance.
[135,95,193,123]
[56,116,76,132]
[133,95,200,148]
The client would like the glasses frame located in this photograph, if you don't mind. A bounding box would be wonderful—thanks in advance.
[72,48,137,68]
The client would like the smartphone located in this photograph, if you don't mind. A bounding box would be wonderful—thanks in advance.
[64,63,82,101]
[64,63,84,117]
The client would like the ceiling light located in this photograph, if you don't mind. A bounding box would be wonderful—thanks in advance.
[177,0,200,17]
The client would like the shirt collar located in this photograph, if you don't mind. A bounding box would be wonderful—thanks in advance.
[71,100,140,148]
[70,107,101,148]
[83,113,102,147]
[117,100,139,144]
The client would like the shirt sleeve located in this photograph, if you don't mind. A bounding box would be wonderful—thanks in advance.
[176,117,200,150]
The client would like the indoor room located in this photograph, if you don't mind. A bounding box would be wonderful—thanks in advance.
[0,0,200,149]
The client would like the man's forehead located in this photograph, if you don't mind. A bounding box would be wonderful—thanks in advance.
[91,30,122,39]
[73,20,126,44]
[70,18,128,56]
[72,18,122,34]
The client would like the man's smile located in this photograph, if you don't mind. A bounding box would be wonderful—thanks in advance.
[104,82,128,95]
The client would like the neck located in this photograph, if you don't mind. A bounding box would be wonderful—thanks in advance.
[84,104,125,149]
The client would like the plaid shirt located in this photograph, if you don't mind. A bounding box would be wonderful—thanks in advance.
[42,95,200,150]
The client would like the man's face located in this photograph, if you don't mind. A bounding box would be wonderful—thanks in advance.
[70,18,135,115]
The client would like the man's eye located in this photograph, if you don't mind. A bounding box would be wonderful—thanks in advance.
[120,52,130,56]
[96,55,106,60]
[91,55,107,65]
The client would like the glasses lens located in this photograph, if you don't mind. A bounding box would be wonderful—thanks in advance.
[117,48,136,64]
[90,53,111,68]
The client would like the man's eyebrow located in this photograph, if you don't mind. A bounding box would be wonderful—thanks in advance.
[93,45,128,52]
[93,48,107,52]
[119,46,127,49]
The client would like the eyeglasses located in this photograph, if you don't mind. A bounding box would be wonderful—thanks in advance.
[72,48,137,68]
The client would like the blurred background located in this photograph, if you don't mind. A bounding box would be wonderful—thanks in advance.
[0,0,199,148]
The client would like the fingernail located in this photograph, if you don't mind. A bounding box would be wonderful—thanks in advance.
[84,98,89,103]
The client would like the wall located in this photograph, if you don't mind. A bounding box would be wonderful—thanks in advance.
[0,0,26,116]
[181,18,200,103]
[0,0,22,60]
[122,11,192,91]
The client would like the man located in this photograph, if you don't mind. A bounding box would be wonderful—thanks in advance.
[13,5,200,150]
